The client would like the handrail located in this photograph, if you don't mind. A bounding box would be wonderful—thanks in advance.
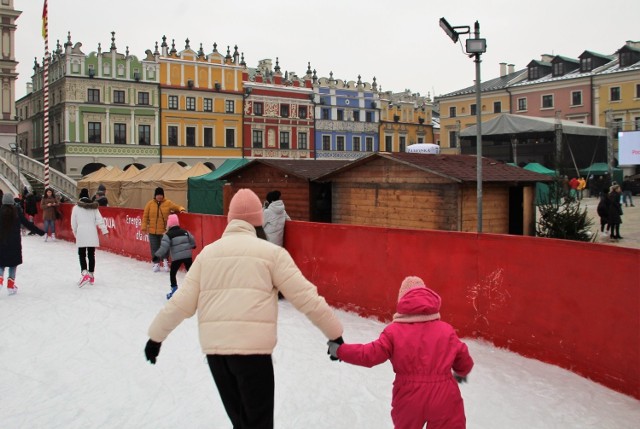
[0,146,77,199]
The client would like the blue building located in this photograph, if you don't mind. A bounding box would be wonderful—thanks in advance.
[313,72,380,159]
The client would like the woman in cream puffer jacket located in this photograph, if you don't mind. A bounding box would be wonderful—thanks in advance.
[146,189,343,428]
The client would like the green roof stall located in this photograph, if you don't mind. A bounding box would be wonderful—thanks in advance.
[187,159,250,215]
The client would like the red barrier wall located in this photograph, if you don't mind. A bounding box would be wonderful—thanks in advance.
[52,204,640,399]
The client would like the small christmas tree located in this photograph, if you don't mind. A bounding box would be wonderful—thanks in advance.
[536,180,595,242]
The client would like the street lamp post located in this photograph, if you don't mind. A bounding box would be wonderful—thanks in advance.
[9,142,22,194]
[439,18,487,232]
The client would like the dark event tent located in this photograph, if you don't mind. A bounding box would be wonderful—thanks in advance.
[187,159,250,214]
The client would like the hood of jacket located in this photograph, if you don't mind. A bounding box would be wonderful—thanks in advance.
[77,199,99,210]
[266,200,286,215]
[393,287,441,323]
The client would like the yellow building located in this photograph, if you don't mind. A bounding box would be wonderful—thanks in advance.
[435,63,523,154]
[378,90,434,152]
[158,39,244,166]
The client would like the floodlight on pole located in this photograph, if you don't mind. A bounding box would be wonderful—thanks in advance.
[440,18,487,233]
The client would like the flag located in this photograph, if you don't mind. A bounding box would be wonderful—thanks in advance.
[42,0,48,39]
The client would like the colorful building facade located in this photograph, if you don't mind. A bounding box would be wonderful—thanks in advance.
[378,89,434,152]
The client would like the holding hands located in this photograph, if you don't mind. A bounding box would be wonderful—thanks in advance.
[327,336,344,361]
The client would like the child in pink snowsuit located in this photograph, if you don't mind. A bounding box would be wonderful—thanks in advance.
[329,276,474,429]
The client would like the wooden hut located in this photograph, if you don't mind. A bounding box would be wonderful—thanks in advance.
[218,159,351,221]
[317,153,553,235]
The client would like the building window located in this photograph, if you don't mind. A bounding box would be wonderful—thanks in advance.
[225,129,235,148]
[114,123,126,144]
[298,106,307,119]
[88,122,101,143]
[322,135,331,150]
[610,87,621,101]
[385,135,393,152]
[138,125,151,145]
[552,62,564,76]
[252,130,263,148]
[225,100,235,113]
[449,130,457,148]
[571,91,583,106]
[542,95,554,109]
[298,132,308,149]
[203,98,213,112]
[365,111,374,122]
[280,104,289,118]
[353,136,361,151]
[493,101,501,113]
[612,118,623,136]
[399,136,406,152]
[620,51,633,67]
[636,84,640,99]
[88,89,100,103]
[449,106,456,118]
[580,57,592,72]
[253,102,263,116]
[635,117,640,131]
[279,131,290,149]
[168,126,178,146]
[528,66,540,80]
[337,109,344,121]
[186,97,196,111]
[353,111,360,122]
[322,108,330,120]
[517,97,527,111]
[168,95,178,109]
[186,127,196,147]
[114,90,125,104]
[365,137,373,151]
[470,104,477,115]
[138,92,150,105]
[204,128,213,147]
[336,136,345,151]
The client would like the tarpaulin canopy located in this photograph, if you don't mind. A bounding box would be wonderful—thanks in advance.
[523,162,557,176]
[100,165,140,206]
[579,162,624,184]
[76,166,123,197]
[187,159,250,214]
[118,162,186,208]
[460,113,607,138]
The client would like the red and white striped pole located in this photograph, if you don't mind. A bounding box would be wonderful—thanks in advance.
[42,0,50,188]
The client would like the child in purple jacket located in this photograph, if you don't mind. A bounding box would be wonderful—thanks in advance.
[328,276,474,429]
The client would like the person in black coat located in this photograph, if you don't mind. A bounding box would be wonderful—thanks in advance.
[0,193,45,295]
[596,192,609,233]
[92,184,109,207]
[607,185,623,240]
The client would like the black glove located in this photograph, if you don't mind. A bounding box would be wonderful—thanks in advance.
[453,373,467,384]
[145,339,162,364]
[327,336,344,361]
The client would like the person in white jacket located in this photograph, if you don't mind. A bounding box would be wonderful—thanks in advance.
[145,188,344,429]
[262,190,290,247]
[71,188,108,287]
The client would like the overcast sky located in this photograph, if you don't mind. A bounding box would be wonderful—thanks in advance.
[13,0,640,101]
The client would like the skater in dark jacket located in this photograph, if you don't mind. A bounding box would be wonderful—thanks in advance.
[0,193,45,295]
[596,192,609,233]
[153,214,196,299]
[607,185,623,239]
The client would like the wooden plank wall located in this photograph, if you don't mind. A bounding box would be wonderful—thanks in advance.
[461,183,510,233]
[222,163,311,220]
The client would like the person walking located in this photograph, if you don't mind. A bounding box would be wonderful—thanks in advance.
[621,176,635,208]
[153,214,196,299]
[144,188,344,429]
[597,191,609,233]
[328,276,474,429]
[262,190,290,247]
[71,188,109,287]
[607,184,624,240]
[40,187,60,242]
[141,187,185,272]
[0,193,45,295]
[24,191,40,235]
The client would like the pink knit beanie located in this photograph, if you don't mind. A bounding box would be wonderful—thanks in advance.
[167,214,180,229]
[228,189,264,227]
[398,276,428,301]
[393,276,442,323]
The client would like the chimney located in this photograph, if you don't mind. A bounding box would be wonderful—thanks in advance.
[540,54,554,63]
[508,64,515,74]
[499,62,507,77]
[626,40,640,49]
[26,82,33,94]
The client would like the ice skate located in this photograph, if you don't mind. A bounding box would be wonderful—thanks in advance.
[89,272,95,285]
[7,278,17,295]
[163,259,170,272]
[166,285,178,300]
[152,263,160,272]
[78,270,92,288]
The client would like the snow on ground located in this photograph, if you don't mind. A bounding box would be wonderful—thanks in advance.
[1,236,638,428]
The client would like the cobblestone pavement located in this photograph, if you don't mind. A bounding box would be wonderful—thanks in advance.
[574,195,640,250]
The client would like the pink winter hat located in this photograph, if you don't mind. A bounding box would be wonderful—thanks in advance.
[228,189,264,227]
[167,214,180,229]
[394,276,442,322]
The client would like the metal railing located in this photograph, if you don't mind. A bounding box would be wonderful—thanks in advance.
[0,146,77,200]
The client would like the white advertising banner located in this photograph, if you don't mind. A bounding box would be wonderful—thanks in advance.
[618,130,640,165]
